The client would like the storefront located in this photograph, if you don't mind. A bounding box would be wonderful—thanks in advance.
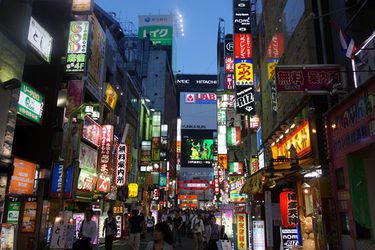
[326,79,375,250]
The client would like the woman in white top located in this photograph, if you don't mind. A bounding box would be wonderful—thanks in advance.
[145,222,173,250]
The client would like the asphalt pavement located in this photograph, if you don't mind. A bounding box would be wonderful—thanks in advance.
[98,235,194,250]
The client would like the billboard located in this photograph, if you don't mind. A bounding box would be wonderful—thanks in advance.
[225,74,235,90]
[175,74,218,89]
[27,17,53,63]
[65,21,89,72]
[233,0,251,34]
[227,127,241,146]
[275,65,342,91]
[17,82,44,124]
[186,139,214,162]
[225,34,234,55]
[50,163,74,197]
[235,85,255,115]
[180,92,217,130]
[9,158,37,195]
[138,15,173,46]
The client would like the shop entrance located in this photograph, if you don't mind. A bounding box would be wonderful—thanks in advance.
[348,144,375,247]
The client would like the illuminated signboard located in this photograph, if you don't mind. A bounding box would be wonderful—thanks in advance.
[267,59,279,80]
[253,220,265,250]
[186,138,214,164]
[104,84,118,110]
[72,0,93,13]
[236,213,248,250]
[280,191,298,228]
[128,183,139,198]
[27,17,53,63]
[234,33,252,59]
[51,163,73,197]
[9,158,37,195]
[225,56,234,73]
[229,176,246,203]
[77,168,97,192]
[218,154,228,170]
[96,174,110,193]
[79,142,98,170]
[276,65,342,92]
[229,162,244,175]
[233,0,251,34]
[82,116,101,148]
[17,82,44,124]
[185,93,217,104]
[271,120,311,169]
[115,144,127,186]
[235,85,255,115]
[65,21,89,72]
[226,74,235,90]
[267,32,284,58]
[175,74,218,89]
[227,127,241,146]
[235,59,254,85]
[250,157,259,175]
[98,125,113,176]
[138,15,173,46]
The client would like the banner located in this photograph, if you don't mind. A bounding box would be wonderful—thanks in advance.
[227,127,241,146]
[96,174,110,193]
[280,191,298,228]
[267,33,284,58]
[27,17,53,63]
[225,74,235,90]
[66,80,84,116]
[115,144,127,187]
[51,163,74,197]
[233,0,251,34]
[104,84,118,110]
[77,168,97,192]
[235,85,255,115]
[275,65,342,91]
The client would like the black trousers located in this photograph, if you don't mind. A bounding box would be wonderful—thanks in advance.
[208,239,219,250]
[73,237,92,250]
[105,234,114,250]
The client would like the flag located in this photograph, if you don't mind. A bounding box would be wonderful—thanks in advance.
[339,29,356,58]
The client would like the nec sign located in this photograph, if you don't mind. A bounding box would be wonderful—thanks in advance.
[185,93,217,104]
[176,79,217,85]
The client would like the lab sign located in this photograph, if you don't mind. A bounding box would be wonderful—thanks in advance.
[17,82,44,124]
[27,17,53,63]
[185,93,217,104]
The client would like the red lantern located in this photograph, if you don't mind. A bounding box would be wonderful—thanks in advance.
[280,190,298,228]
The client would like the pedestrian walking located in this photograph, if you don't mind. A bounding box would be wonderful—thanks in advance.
[191,212,205,250]
[102,210,117,250]
[207,215,221,250]
[146,211,155,240]
[73,209,97,250]
[129,209,144,250]
[173,211,183,247]
[145,222,173,250]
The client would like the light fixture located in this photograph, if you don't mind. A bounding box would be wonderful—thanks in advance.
[290,123,296,129]
[91,111,100,120]
[331,123,336,129]
[145,98,151,103]
[302,182,311,194]
[116,86,120,90]
[84,105,94,115]
[312,128,317,133]
[285,128,290,134]
[271,142,275,146]
[276,139,280,143]
[150,108,155,112]
[279,134,284,140]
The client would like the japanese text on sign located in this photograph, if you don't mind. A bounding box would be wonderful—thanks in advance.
[98,125,113,176]
[236,213,247,250]
[235,59,254,85]
[115,144,127,186]
[66,21,89,72]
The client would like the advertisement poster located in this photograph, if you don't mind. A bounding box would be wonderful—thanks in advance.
[229,162,244,175]
[66,21,89,72]
[1,223,15,250]
[77,168,97,193]
[21,201,37,233]
[9,158,37,195]
[50,220,67,249]
[104,84,118,110]
[115,144,127,187]
[281,228,299,249]
[6,202,20,224]
[225,74,235,90]
[88,15,106,86]
[17,82,44,124]
[253,220,265,250]
[51,163,74,197]
[138,15,173,46]
[82,116,101,148]
[227,127,241,146]
[72,213,84,238]
[66,80,84,116]
[128,183,139,198]
[79,142,98,170]
[221,210,233,238]
[229,176,246,203]
[234,33,252,59]
[235,85,255,115]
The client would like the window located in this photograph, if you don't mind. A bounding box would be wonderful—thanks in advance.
[282,0,305,47]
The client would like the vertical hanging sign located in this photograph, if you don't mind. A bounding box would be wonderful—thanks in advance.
[65,21,89,72]
[115,144,127,187]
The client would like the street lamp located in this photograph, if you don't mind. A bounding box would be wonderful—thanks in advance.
[59,102,100,211]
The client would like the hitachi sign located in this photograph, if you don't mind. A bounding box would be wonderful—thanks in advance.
[177,79,217,85]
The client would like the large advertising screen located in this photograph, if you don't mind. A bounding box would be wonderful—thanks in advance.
[186,139,214,162]
[179,92,217,130]
[181,130,215,168]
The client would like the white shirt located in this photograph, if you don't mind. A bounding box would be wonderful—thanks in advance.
[81,220,97,244]
[191,216,204,233]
